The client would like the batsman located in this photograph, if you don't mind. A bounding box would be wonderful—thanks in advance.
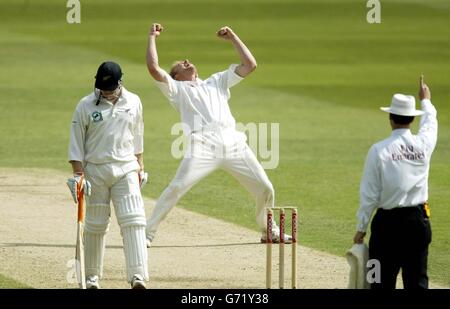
[67,61,149,289]
[145,23,291,245]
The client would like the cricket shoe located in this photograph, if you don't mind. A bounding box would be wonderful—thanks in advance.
[86,275,100,289]
[131,274,146,289]
[260,231,293,244]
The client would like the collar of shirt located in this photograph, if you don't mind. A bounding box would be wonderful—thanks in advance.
[185,78,204,87]
[391,128,411,137]
[97,88,128,106]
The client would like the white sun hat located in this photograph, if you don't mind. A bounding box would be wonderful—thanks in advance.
[380,94,424,116]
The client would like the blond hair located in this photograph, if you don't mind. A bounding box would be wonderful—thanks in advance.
[169,61,182,79]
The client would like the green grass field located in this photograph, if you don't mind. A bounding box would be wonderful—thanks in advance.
[1,0,449,287]
[0,274,29,289]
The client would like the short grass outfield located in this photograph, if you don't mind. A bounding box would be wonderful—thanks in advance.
[0,0,449,286]
[0,274,29,289]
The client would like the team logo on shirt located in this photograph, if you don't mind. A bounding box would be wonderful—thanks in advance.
[92,111,103,122]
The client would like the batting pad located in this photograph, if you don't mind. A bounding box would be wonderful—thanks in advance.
[122,225,149,282]
[114,194,148,282]
[84,204,111,278]
[114,195,146,228]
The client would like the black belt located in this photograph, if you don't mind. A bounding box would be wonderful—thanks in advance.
[378,203,430,219]
[378,204,424,213]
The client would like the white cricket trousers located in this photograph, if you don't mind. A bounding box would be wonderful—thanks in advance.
[83,161,148,282]
[146,129,275,241]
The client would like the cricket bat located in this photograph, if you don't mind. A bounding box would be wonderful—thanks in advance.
[75,177,86,289]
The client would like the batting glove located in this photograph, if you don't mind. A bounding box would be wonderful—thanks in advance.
[138,170,149,189]
[66,174,92,204]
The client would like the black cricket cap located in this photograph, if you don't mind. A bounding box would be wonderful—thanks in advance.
[95,61,123,91]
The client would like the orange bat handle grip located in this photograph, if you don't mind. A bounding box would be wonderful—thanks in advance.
[77,176,85,223]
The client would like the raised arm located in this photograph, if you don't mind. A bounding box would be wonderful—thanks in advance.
[418,75,438,153]
[146,23,167,82]
[217,26,257,78]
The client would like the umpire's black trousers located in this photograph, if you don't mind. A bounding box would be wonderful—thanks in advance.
[369,205,432,289]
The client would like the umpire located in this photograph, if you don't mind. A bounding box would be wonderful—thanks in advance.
[353,76,438,289]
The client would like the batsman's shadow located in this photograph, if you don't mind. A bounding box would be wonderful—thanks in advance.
[0,242,261,249]
[0,243,123,249]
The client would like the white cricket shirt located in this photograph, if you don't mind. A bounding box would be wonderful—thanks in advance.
[356,99,438,232]
[155,64,244,135]
[68,87,144,164]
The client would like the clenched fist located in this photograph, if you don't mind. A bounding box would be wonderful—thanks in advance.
[217,26,236,40]
[150,23,164,37]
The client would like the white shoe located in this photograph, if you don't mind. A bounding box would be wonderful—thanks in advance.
[146,238,152,248]
[131,274,146,289]
[86,275,100,289]
[260,231,293,244]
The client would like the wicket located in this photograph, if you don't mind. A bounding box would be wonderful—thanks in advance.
[266,207,297,289]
